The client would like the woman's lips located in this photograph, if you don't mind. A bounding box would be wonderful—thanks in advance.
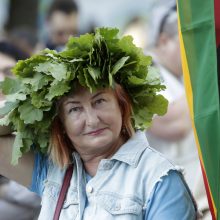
[85,128,106,136]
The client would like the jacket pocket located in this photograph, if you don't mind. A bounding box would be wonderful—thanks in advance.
[96,192,143,216]
[41,181,79,219]
[60,188,79,220]
[63,187,79,209]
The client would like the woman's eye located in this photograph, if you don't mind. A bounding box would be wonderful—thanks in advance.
[68,106,81,113]
[95,98,105,105]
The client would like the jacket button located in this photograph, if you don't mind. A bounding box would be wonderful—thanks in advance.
[115,204,121,211]
[103,163,113,170]
[86,185,93,193]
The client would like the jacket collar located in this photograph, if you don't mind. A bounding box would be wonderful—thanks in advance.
[110,131,149,167]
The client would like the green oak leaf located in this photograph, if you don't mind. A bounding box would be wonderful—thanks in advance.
[18,101,43,124]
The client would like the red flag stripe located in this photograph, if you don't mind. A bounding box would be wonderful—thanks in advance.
[215,0,220,46]
[200,160,216,220]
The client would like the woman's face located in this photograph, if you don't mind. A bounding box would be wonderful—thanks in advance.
[60,86,124,156]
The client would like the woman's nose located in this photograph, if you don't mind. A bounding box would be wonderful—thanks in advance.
[85,108,99,127]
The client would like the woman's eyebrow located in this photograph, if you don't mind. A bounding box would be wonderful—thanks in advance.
[64,100,80,106]
[91,91,105,99]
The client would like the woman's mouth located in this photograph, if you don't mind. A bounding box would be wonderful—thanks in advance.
[85,128,106,136]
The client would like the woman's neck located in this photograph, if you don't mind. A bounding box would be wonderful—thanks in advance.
[78,135,126,177]
[82,154,106,177]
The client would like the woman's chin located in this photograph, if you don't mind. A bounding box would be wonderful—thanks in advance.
[86,135,112,148]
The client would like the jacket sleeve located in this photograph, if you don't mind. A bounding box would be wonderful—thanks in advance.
[144,170,197,220]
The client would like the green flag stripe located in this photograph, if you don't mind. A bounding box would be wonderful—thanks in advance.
[178,0,220,214]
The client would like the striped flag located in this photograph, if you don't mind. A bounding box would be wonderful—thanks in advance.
[177,1,220,219]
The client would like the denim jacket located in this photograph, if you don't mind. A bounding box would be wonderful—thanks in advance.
[38,131,188,220]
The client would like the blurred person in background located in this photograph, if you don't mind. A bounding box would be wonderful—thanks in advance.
[123,16,148,50]
[7,27,41,56]
[145,4,211,219]
[0,41,41,220]
[0,0,10,37]
[44,0,79,51]
[0,41,28,96]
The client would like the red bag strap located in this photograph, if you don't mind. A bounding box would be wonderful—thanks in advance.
[53,165,73,220]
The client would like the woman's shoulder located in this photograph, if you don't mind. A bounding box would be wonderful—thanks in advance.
[141,145,183,183]
[132,131,181,169]
[146,143,184,176]
[142,143,180,169]
[30,152,50,196]
[30,152,70,196]
[122,131,182,173]
[128,132,184,194]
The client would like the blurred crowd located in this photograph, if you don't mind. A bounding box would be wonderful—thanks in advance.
[0,0,210,219]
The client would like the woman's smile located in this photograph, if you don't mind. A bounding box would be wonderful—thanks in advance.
[84,127,107,136]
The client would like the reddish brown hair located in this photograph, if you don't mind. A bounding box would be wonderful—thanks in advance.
[49,84,135,168]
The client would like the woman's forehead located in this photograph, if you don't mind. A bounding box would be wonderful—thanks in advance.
[62,86,113,101]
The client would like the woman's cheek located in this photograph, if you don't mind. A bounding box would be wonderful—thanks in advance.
[65,117,84,136]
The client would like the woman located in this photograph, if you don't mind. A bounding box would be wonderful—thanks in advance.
[0,28,197,219]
